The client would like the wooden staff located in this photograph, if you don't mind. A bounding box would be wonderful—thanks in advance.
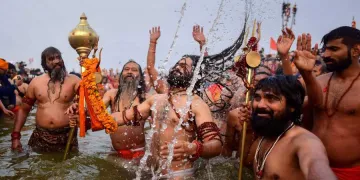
[238,51,260,180]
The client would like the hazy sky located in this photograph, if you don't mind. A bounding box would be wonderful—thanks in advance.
[1,0,358,72]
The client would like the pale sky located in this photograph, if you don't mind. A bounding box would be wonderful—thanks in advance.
[0,0,358,72]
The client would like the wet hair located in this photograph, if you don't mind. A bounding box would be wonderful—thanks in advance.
[169,17,248,112]
[321,26,360,49]
[40,47,67,103]
[114,60,146,111]
[41,47,65,72]
[254,75,305,124]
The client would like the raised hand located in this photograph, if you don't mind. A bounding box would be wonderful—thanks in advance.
[149,26,161,42]
[192,25,206,45]
[277,27,295,58]
[293,33,318,72]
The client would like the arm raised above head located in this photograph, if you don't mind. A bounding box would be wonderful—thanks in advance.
[147,26,168,94]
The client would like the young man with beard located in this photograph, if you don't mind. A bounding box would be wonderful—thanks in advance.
[294,27,360,179]
[102,60,147,159]
[222,66,272,157]
[244,75,336,180]
[11,47,80,152]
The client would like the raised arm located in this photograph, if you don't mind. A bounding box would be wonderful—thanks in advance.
[277,27,295,75]
[296,134,336,180]
[146,26,168,94]
[12,77,37,151]
[192,97,222,158]
[192,25,208,56]
[293,34,323,107]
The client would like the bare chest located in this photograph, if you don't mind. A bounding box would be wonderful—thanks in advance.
[110,95,140,112]
[35,82,76,104]
[253,139,303,180]
[321,78,360,117]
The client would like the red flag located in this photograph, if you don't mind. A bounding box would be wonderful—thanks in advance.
[270,37,277,51]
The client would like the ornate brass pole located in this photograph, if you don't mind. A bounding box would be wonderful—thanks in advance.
[63,13,99,160]
[238,20,261,180]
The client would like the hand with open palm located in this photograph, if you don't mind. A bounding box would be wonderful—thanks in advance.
[192,25,206,45]
[293,33,319,72]
[277,28,295,58]
[149,26,161,42]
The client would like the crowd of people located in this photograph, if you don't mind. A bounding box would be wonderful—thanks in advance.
[1,22,360,180]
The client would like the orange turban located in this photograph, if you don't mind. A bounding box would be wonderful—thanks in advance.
[0,58,8,71]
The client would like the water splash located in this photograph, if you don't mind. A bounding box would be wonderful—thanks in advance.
[134,101,158,180]
[157,0,189,79]
[161,0,229,176]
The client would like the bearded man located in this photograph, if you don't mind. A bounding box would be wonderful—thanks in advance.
[243,75,336,180]
[11,47,80,152]
[101,60,147,159]
[108,21,248,178]
[223,65,272,157]
[294,27,360,179]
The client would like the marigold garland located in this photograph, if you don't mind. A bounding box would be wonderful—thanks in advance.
[79,58,117,137]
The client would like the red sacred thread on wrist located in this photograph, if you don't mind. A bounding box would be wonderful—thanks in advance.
[150,41,157,44]
[11,132,21,141]
[189,140,203,162]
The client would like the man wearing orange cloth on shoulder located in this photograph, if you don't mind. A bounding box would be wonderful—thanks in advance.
[294,26,360,180]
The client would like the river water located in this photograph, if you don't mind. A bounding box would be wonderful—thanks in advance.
[0,111,253,180]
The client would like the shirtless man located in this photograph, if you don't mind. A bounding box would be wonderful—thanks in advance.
[294,26,360,179]
[102,60,147,159]
[11,47,80,152]
[111,57,222,179]
[244,75,335,179]
[223,65,272,157]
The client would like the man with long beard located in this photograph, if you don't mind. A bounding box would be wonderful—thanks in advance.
[243,75,336,180]
[294,27,360,179]
[106,21,250,178]
[101,60,147,159]
[11,47,80,152]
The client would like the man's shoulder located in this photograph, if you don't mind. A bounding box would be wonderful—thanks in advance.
[67,74,81,81]
[28,75,44,85]
[290,126,322,146]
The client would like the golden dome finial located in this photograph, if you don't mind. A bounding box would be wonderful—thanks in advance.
[68,13,99,58]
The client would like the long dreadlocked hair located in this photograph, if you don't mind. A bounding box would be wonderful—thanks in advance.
[41,47,67,103]
[114,60,146,112]
[178,17,248,112]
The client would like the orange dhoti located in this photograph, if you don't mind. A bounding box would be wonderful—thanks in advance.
[117,147,145,160]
